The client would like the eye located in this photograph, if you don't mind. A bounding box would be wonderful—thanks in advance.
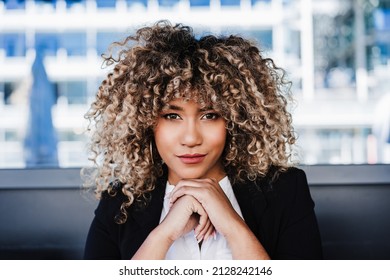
[202,112,220,120]
[162,113,181,120]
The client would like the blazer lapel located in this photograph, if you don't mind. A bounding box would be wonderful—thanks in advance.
[233,179,267,237]
[130,172,167,228]
[122,173,167,259]
[130,185,165,227]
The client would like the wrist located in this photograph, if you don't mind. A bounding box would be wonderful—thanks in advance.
[223,218,250,241]
[131,225,174,260]
[224,219,270,260]
[152,223,176,246]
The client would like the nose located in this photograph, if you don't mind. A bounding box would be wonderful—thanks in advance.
[180,120,202,147]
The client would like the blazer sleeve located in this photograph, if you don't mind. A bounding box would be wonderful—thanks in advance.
[274,168,323,260]
[83,193,122,260]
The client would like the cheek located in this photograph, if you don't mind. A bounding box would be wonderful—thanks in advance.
[208,124,227,149]
[153,125,164,153]
[154,124,175,157]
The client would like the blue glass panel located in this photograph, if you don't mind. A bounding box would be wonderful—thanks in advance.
[190,0,209,7]
[158,0,179,7]
[374,9,390,31]
[377,43,389,65]
[57,81,87,104]
[34,0,56,5]
[4,0,25,9]
[249,29,273,49]
[126,0,147,7]
[65,0,84,8]
[96,0,116,8]
[35,33,58,56]
[0,33,26,57]
[1,82,15,105]
[96,32,122,57]
[221,28,273,49]
[221,0,240,6]
[59,33,87,56]
[251,0,271,6]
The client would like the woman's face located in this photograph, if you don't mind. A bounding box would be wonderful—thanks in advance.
[154,98,227,185]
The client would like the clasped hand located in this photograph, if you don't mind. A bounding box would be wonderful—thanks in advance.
[133,177,270,260]
[160,178,241,243]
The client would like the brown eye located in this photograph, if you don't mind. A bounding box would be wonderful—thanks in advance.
[202,113,219,120]
[162,113,181,120]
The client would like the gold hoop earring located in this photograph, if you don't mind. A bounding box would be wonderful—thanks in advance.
[150,141,154,164]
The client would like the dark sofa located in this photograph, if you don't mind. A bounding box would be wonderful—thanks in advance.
[0,165,389,259]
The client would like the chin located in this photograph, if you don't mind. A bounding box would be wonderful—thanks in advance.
[178,173,204,180]
[175,169,207,180]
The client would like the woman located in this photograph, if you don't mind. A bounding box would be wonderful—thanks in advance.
[83,21,323,260]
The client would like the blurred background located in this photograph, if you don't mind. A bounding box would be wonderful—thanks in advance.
[0,0,389,168]
[1,0,390,261]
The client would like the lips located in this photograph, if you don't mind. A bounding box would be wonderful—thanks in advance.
[177,154,206,164]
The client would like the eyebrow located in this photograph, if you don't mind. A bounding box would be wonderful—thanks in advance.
[163,104,183,111]
[162,104,214,112]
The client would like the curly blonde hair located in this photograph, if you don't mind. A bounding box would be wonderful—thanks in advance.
[83,21,296,223]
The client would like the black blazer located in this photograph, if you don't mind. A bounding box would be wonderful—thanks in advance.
[84,167,323,259]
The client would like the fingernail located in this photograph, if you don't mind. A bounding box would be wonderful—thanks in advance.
[197,236,203,243]
[213,232,217,240]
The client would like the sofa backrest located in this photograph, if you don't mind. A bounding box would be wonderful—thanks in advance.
[0,165,389,259]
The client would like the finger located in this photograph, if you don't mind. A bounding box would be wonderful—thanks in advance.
[174,178,215,192]
[192,201,209,238]
[202,223,215,242]
[195,217,211,241]
[169,186,193,206]
[171,178,215,196]
[202,223,213,240]
[170,184,210,206]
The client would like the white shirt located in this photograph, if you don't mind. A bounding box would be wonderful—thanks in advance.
[159,176,244,260]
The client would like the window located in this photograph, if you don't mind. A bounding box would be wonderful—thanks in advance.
[35,33,58,56]
[96,0,116,8]
[0,0,389,168]
[0,33,26,57]
[96,32,124,57]
[57,81,87,105]
[59,33,87,56]
[3,0,25,9]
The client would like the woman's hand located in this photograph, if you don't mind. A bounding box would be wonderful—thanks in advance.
[132,194,213,259]
[169,178,241,237]
[168,178,271,260]
[161,195,214,242]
